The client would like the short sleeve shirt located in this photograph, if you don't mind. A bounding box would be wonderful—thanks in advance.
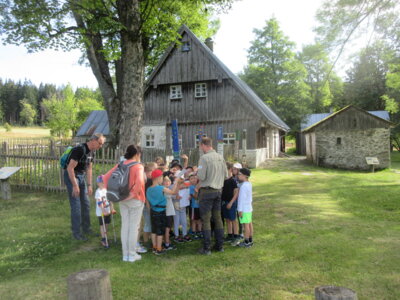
[146,185,166,212]
[68,143,93,173]
[190,185,199,208]
[221,177,238,203]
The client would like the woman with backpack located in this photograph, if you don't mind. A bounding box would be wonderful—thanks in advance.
[103,144,145,263]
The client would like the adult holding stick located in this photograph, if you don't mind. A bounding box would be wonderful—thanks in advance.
[103,145,145,263]
[197,137,228,255]
[64,133,105,241]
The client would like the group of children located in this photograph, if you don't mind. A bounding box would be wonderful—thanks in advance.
[94,155,254,254]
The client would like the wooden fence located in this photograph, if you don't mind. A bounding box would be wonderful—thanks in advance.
[0,139,235,193]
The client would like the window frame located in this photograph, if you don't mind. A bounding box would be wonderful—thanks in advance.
[194,83,207,98]
[145,134,155,148]
[170,85,182,100]
[223,132,236,145]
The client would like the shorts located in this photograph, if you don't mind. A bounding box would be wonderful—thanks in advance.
[239,212,252,224]
[222,202,237,221]
[151,210,167,236]
[98,215,111,226]
[143,206,152,233]
[189,207,201,220]
[166,216,174,228]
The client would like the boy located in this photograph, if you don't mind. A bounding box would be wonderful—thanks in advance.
[95,175,115,248]
[189,174,202,239]
[146,169,182,255]
[237,168,253,248]
[221,162,239,243]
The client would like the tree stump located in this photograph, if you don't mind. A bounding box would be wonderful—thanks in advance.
[315,286,357,300]
[67,269,113,300]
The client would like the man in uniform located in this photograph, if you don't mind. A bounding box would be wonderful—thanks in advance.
[64,133,105,240]
[197,137,228,254]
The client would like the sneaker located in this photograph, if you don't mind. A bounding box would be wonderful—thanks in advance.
[136,243,148,254]
[212,245,224,252]
[224,235,234,243]
[174,236,184,243]
[101,238,109,248]
[164,243,177,250]
[127,253,142,262]
[122,256,129,262]
[183,235,192,242]
[73,233,88,241]
[231,238,242,247]
[198,248,211,255]
[192,234,200,240]
[154,249,166,255]
[238,241,252,248]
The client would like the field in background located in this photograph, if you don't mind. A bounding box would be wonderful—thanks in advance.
[0,126,52,139]
[1,154,399,299]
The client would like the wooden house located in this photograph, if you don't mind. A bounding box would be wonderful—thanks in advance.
[302,105,393,170]
[76,25,289,165]
[142,25,289,159]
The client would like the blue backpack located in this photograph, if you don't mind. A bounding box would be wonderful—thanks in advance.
[60,144,84,169]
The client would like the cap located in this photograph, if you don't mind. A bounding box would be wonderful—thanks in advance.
[233,162,242,169]
[170,162,183,170]
[151,169,163,179]
[96,175,103,183]
[239,168,251,177]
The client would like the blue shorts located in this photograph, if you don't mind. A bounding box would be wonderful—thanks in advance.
[222,202,237,221]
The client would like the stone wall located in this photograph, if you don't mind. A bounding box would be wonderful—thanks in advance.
[315,128,390,170]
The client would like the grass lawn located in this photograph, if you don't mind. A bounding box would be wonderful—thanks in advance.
[1,154,400,299]
[0,126,52,139]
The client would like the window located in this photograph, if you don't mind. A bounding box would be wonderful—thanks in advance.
[223,133,236,145]
[337,137,341,145]
[145,134,155,148]
[195,83,207,98]
[170,85,182,100]
[181,41,191,52]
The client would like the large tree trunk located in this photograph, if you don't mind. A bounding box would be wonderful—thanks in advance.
[117,0,144,152]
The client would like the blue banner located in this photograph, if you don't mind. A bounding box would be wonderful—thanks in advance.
[171,119,180,160]
[217,126,223,141]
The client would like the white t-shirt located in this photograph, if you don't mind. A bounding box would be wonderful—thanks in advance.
[237,181,252,213]
[178,188,190,208]
[95,188,111,216]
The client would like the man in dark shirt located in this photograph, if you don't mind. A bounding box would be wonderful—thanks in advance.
[64,133,105,240]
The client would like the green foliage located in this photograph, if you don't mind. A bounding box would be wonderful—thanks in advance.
[298,43,344,113]
[343,42,393,110]
[19,99,37,126]
[4,121,11,131]
[240,18,311,131]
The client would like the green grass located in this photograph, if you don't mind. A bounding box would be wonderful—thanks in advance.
[1,154,400,299]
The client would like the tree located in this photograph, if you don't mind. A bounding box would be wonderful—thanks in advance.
[0,0,233,149]
[343,42,393,110]
[19,99,37,126]
[240,18,311,131]
[298,43,340,113]
[42,85,77,137]
[315,0,400,68]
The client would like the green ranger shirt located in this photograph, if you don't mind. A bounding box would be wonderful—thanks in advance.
[197,149,228,189]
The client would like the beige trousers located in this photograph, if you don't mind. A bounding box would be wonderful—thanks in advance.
[119,199,144,257]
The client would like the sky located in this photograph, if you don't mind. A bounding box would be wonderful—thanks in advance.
[0,0,328,89]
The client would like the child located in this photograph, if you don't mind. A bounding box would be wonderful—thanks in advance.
[95,175,115,248]
[163,176,177,250]
[146,169,182,255]
[173,180,191,242]
[141,162,157,251]
[237,168,253,248]
[221,162,239,244]
[189,174,202,239]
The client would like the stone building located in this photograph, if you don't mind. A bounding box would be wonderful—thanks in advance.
[302,105,393,170]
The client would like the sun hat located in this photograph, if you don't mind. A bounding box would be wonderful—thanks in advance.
[233,162,242,169]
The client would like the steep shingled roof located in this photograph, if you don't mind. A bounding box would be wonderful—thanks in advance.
[76,110,109,136]
[146,25,290,131]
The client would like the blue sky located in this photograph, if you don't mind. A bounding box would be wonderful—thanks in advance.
[0,0,354,89]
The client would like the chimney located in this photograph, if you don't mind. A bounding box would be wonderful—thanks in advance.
[205,37,213,52]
